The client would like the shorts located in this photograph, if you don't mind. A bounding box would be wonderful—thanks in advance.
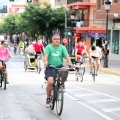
[35,52,42,59]
[45,64,69,82]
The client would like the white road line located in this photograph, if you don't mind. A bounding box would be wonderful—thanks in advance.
[88,99,118,104]
[75,93,98,97]
[69,85,120,101]
[65,93,114,120]
[102,107,120,112]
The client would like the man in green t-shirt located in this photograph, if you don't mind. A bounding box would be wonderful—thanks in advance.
[44,34,72,108]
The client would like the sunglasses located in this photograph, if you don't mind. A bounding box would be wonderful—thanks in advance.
[54,38,60,40]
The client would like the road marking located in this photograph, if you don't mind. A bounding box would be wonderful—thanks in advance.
[65,93,114,120]
[69,85,120,101]
[88,99,118,104]
[102,107,120,112]
[75,93,98,97]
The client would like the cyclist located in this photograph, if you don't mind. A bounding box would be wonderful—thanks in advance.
[75,41,88,61]
[89,45,102,76]
[33,38,44,64]
[0,40,11,84]
[26,42,36,64]
[44,34,72,108]
[18,40,24,56]
[74,55,83,79]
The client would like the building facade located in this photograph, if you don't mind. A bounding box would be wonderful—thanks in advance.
[67,0,106,50]
[96,0,120,60]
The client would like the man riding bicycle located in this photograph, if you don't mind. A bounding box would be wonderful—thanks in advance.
[18,40,24,56]
[33,38,44,64]
[44,34,72,108]
[89,45,102,76]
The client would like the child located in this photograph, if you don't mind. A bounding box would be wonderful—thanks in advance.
[74,55,83,79]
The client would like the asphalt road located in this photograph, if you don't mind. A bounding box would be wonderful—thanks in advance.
[0,50,120,120]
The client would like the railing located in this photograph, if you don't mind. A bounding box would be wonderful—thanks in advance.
[72,19,106,28]
[67,0,96,4]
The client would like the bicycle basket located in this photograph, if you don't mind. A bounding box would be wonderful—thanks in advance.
[59,69,69,82]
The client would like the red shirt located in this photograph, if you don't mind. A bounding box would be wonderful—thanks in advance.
[33,43,44,53]
[76,45,85,54]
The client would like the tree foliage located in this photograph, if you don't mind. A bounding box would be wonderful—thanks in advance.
[0,3,70,39]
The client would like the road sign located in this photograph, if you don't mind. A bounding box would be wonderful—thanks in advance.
[62,37,68,44]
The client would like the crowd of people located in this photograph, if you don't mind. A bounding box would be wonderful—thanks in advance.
[0,33,104,108]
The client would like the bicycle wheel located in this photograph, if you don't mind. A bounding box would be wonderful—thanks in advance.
[50,87,55,110]
[25,63,27,72]
[76,71,79,81]
[38,61,41,74]
[0,78,2,87]
[3,72,6,90]
[80,70,84,82]
[92,66,95,82]
[56,85,64,116]
[82,67,85,75]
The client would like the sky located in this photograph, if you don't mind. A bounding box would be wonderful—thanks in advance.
[0,0,26,7]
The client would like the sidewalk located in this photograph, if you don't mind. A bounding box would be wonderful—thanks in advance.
[85,58,120,76]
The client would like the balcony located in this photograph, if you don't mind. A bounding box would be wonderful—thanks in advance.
[67,0,96,5]
[67,0,96,10]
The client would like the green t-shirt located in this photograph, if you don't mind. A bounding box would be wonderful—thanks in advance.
[44,44,68,67]
[19,42,24,48]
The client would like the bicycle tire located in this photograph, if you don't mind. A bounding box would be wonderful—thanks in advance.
[82,67,85,75]
[56,85,64,116]
[0,79,2,87]
[3,72,6,90]
[92,66,95,82]
[50,88,55,110]
[38,61,41,74]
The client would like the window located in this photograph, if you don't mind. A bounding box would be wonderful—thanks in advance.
[112,30,119,54]
[97,0,101,10]
[102,0,104,5]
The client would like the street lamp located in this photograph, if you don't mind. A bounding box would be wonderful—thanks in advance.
[70,11,76,56]
[103,0,111,68]
[55,0,67,29]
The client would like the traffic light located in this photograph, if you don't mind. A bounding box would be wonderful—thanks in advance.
[27,0,32,2]
[9,0,14,1]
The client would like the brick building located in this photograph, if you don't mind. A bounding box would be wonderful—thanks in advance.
[96,0,120,60]
[67,0,106,50]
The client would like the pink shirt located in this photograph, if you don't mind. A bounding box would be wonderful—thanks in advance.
[0,47,9,61]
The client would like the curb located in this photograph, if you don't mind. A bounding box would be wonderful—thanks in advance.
[85,65,120,76]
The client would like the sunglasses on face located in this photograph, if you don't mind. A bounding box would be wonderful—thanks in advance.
[54,38,60,40]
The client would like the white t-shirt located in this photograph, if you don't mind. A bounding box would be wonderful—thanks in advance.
[26,44,34,53]
[89,46,101,57]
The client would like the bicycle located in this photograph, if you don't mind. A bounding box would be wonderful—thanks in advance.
[48,65,69,116]
[36,54,43,74]
[91,56,98,82]
[75,63,85,82]
[0,60,7,90]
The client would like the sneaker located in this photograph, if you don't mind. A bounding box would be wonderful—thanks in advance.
[6,81,9,84]
[89,71,92,75]
[46,98,50,108]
